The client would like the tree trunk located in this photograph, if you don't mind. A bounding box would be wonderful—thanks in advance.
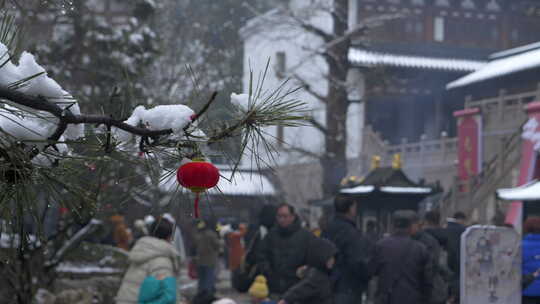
[320,0,351,197]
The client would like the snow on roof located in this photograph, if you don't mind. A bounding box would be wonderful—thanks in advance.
[489,41,540,60]
[447,45,540,89]
[160,170,276,196]
[497,180,540,201]
[380,186,433,194]
[239,8,283,40]
[340,185,432,194]
[349,48,486,72]
[340,185,375,194]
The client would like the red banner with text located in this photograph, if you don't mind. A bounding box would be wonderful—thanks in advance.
[454,108,482,192]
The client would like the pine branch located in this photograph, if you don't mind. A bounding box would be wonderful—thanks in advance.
[184,91,217,131]
[0,87,175,138]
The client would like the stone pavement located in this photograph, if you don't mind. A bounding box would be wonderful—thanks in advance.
[178,263,251,304]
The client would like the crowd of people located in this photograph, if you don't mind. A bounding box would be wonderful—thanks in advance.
[241,199,468,304]
[106,197,540,304]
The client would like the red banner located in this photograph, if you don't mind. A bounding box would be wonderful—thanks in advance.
[506,102,540,227]
[454,108,482,191]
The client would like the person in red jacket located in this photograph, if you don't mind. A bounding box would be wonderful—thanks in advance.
[227,223,248,271]
[110,215,133,251]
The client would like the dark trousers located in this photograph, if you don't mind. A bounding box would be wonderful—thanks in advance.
[334,291,361,304]
[523,296,540,304]
[197,265,216,294]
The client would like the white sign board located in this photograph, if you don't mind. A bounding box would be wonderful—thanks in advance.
[461,225,521,304]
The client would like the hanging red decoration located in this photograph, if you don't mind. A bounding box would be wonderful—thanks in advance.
[176,159,220,218]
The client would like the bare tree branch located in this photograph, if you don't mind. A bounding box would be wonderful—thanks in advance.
[307,117,328,135]
[291,73,327,104]
[285,11,334,43]
[283,145,322,159]
[323,13,403,51]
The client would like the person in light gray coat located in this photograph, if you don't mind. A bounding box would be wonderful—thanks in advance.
[116,217,180,304]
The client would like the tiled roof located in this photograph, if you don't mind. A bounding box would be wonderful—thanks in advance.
[497,180,540,201]
[349,48,486,72]
[447,44,540,89]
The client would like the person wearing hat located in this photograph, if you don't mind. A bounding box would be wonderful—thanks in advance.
[249,275,271,304]
[368,210,434,304]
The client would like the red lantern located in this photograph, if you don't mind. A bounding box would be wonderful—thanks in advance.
[176,159,220,218]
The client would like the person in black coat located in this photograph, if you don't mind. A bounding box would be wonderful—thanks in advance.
[412,217,450,304]
[422,211,448,249]
[321,196,370,304]
[369,210,434,304]
[245,204,277,267]
[258,203,314,296]
[445,212,467,303]
[279,237,337,304]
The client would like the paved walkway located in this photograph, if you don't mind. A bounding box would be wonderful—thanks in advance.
[178,263,251,304]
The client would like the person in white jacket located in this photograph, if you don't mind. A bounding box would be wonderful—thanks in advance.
[115,217,180,304]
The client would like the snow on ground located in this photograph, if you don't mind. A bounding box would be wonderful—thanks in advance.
[0,233,40,248]
[56,262,122,274]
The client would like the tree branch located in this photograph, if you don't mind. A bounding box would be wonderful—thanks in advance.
[286,12,334,43]
[307,117,328,135]
[184,91,217,131]
[291,73,327,104]
[323,13,403,51]
[0,87,175,138]
[44,219,102,270]
[283,145,321,159]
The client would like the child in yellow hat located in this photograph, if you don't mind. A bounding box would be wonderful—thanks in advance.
[248,275,271,304]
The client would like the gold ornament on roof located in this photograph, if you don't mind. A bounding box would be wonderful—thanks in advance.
[371,155,381,170]
[392,153,402,169]
[341,175,364,186]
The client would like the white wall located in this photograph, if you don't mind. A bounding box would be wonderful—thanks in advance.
[241,1,365,168]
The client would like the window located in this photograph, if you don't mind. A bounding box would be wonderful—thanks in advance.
[415,21,424,36]
[275,51,286,79]
[434,17,445,42]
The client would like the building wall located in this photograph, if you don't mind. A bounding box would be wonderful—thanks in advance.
[357,0,540,51]
[242,1,364,171]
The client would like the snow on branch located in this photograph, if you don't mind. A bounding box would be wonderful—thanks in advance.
[44,219,102,269]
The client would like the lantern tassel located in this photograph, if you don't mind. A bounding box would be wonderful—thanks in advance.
[194,193,200,218]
